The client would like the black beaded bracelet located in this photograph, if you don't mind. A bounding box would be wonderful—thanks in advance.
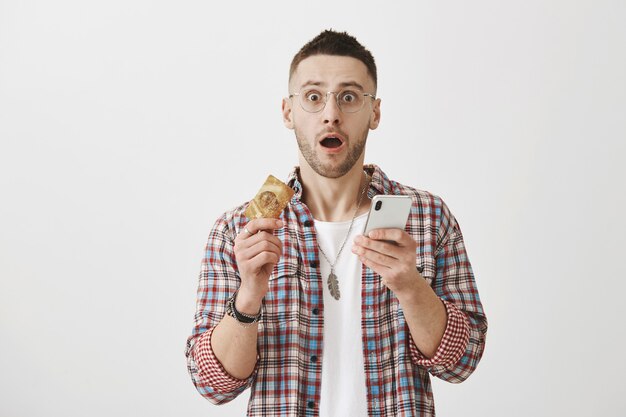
[226,291,263,325]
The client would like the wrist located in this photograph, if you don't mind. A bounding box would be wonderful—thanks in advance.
[395,276,428,306]
[236,286,264,315]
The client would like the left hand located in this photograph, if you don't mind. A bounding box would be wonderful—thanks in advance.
[352,228,422,297]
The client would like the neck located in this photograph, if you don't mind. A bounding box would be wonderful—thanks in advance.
[299,162,371,222]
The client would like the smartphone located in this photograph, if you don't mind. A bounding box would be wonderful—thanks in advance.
[363,195,412,236]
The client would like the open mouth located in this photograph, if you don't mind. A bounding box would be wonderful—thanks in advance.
[320,136,344,149]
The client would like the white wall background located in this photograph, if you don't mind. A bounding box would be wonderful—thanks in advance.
[1,0,625,416]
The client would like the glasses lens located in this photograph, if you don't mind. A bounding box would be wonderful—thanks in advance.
[337,90,364,113]
[300,88,325,112]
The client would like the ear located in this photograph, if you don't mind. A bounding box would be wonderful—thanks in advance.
[282,97,294,129]
[369,98,381,130]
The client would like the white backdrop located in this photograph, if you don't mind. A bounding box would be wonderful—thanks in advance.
[1,1,625,416]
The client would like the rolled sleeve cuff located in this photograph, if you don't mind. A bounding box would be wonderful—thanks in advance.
[193,326,252,393]
[410,298,470,368]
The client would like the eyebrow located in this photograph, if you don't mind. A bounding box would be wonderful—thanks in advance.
[300,80,365,91]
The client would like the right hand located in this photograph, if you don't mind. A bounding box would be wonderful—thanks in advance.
[233,218,284,313]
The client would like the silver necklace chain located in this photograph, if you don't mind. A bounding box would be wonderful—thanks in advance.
[316,172,370,300]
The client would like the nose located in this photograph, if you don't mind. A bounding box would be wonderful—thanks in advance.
[322,92,342,125]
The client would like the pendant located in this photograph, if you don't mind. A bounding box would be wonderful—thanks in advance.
[327,271,340,300]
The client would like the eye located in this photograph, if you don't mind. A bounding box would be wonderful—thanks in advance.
[305,90,323,102]
[340,91,358,103]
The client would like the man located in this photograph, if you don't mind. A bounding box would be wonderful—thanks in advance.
[186,30,487,416]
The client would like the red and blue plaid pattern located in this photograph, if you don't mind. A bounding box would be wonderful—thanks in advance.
[186,165,488,416]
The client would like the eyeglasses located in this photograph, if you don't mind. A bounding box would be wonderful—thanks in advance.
[289,88,376,113]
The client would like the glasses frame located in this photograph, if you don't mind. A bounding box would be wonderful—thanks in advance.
[288,89,377,114]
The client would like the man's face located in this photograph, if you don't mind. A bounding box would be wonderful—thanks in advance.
[282,55,381,179]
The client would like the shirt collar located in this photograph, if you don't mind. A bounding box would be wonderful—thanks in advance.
[286,164,392,202]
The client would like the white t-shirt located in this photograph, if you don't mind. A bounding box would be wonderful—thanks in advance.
[315,213,369,417]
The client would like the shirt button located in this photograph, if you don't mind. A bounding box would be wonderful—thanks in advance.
[310,355,318,363]
[417,265,424,273]
[312,308,319,315]
[303,219,313,227]
[309,261,319,268]
[307,401,315,409]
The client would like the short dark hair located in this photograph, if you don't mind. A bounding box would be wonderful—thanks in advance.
[289,29,377,89]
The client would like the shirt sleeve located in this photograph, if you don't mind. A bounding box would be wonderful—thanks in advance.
[409,299,471,367]
[185,214,256,404]
[192,326,252,392]
[413,197,488,383]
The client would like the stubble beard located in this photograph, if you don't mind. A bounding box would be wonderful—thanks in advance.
[295,127,369,179]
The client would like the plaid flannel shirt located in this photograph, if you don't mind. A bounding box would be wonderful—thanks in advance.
[185,164,487,416]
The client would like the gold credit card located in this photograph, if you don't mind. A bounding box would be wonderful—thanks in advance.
[244,175,295,219]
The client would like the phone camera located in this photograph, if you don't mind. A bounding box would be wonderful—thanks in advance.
[375,201,382,211]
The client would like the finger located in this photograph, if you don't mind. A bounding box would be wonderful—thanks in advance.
[366,228,413,246]
[359,254,389,275]
[235,233,283,266]
[236,219,284,243]
[353,235,402,260]
[245,238,282,260]
[247,251,280,273]
[242,231,282,251]
[237,237,282,262]
[245,218,284,235]
[353,245,396,269]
